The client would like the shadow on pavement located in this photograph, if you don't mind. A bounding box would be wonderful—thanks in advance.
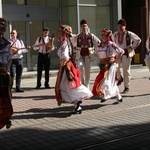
[12,104,107,119]
[1,123,150,150]
[12,87,55,91]
[12,95,56,100]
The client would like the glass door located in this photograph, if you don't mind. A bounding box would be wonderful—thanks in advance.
[27,21,43,71]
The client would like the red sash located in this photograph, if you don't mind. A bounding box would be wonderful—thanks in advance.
[80,48,89,56]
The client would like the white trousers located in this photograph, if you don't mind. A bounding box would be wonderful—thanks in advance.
[144,55,150,71]
[117,55,132,88]
[77,56,92,89]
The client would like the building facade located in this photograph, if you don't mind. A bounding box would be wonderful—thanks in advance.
[0,0,149,70]
[122,0,149,65]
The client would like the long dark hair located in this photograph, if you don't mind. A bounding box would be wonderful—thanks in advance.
[66,34,77,68]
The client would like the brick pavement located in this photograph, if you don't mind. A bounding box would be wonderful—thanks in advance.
[0,65,150,150]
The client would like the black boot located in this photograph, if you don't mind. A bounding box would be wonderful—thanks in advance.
[100,99,107,103]
[16,88,24,92]
[122,87,129,94]
[72,101,82,114]
[6,120,12,129]
[113,98,123,105]
[117,76,124,86]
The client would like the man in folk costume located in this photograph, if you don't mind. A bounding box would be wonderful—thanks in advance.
[144,37,150,79]
[112,19,141,94]
[55,25,93,114]
[0,18,13,129]
[73,19,101,89]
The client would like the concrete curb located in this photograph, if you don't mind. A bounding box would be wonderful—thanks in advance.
[21,64,145,79]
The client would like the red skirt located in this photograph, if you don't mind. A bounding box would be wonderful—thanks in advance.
[55,60,81,105]
[0,67,13,129]
[92,62,110,96]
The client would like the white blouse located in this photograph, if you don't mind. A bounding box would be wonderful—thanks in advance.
[96,41,124,59]
[57,39,70,61]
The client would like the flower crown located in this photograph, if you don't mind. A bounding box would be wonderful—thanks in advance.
[101,28,112,37]
[59,25,72,34]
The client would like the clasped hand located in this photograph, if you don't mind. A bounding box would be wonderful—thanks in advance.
[109,57,116,63]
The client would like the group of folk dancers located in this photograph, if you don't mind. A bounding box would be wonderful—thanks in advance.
[0,18,142,130]
[55,19,141,115]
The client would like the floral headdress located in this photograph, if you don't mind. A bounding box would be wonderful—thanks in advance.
[59,25,72,35]
[101,29,112,37]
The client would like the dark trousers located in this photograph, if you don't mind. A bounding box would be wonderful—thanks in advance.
[10,58,23,90]
[37,53,51,87]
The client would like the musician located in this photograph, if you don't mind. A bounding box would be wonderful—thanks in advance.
[33,27,55,89]
[9,29,30,92]
[0,18,13,129]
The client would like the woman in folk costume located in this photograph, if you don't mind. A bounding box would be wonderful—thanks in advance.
[92,29,124,105]
[55,25,93,114]
[0,18,13,129]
